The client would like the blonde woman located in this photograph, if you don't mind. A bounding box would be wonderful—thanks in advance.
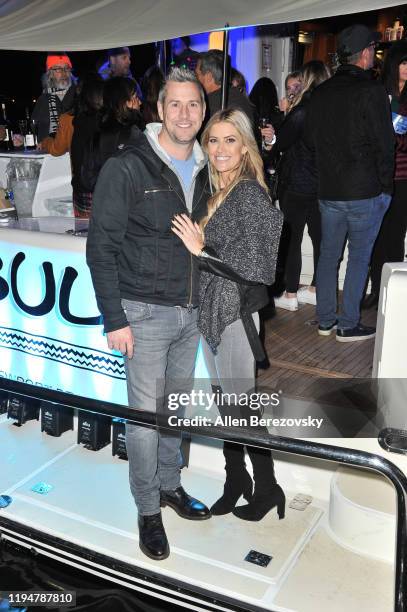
[273,61,331,311]
[172,109,285,521]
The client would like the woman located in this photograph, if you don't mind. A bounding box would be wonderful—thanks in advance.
[172,109,285,521]
[78,76,145,215]
[279,71,302,114]
[97,76,145,167]
[273,60,331,311]
[249,76,283,130]
[365,41,407,308]
[141,65,164,124]
[69,75,104,217]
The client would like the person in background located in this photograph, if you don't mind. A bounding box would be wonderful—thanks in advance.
[273,61,331,311]
[195,51,256,125]
[141,65,165,124]
[364,39,407,309]
[249,77,284,131]
[279,71,302,114]
[231,68,247,93]
[74,76,144,219]
[87,68,212,562]
[69,76,104,218]
[98,47,133,80]
[171,36,199,71]
[97,76,145,166]
[32,53,77,142]
[305,24,394,342]
[172,108,285,522]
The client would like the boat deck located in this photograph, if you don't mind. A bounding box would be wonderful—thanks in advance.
[258,301,377,394]
[0,407,396,612]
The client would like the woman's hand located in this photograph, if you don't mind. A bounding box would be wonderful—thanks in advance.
[260,124,275,144]
[171,214,204,256]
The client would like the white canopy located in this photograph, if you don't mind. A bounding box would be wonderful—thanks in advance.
[0,0,401,51]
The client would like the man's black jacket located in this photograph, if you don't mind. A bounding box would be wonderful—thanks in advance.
[304,64,395,200]
[86,128,210,333]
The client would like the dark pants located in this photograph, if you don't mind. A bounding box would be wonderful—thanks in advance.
[369,179,407,295]
[279,190,321,292]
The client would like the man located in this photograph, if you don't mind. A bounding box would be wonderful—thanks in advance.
[86,67,211,561]
[195,50,256,125]
[98,46,132,80]
[305,24,395,342]
[171,36,199,71]
[32,53,76,143]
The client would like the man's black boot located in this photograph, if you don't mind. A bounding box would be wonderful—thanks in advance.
[138,512,169,560]
[160,486,211,519]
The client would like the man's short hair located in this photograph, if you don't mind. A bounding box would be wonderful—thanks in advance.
[197,50,230,86]
[338,49,363,65]
[158,66,205,106]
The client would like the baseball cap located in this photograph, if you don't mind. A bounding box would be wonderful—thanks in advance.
[337,24,381,56]
[46,53,72,70]
[107,46,130,58]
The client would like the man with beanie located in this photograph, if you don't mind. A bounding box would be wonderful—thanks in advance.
[305,24,395,342]
[98,46,133,80]
[32,53,76,143]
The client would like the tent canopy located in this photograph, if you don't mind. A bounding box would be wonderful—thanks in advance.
[0,0,400,51]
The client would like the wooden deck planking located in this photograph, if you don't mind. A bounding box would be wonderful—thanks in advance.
[258,302,377,394]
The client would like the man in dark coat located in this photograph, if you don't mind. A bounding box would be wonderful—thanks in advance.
[86,67,211,562]
[305,24,395,342]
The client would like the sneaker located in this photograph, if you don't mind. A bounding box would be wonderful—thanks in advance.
[297,286,317,306]
[318,320,338,336]
[274,294,298,311]
[336,324,376,343]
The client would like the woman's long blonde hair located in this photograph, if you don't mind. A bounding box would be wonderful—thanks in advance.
[200,108,268,230]
[290,60,331,110]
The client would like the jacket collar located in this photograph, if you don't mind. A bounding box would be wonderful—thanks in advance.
[335,64,373,80]
[144,122,207,170]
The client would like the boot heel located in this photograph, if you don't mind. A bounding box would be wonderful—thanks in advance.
[277,499,285,520]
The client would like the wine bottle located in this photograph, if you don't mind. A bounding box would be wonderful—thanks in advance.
[24,108,36,150]
[0,103,13,151]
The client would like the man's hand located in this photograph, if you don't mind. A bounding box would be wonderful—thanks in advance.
[107,326,134,359]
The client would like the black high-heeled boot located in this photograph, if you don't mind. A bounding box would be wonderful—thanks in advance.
[232,446,285,521]
[210,387,253,515]
[211,440,253,515]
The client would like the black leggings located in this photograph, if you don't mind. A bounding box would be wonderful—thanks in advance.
[369,179,407,295]
[279,190,322,293]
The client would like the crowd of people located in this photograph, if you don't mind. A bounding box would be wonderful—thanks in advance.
[24,24,406,561]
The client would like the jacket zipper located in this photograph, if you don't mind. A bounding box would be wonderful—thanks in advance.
[161,178,194,311]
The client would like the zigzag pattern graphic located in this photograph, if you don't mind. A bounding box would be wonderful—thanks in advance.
[0,326,125,380]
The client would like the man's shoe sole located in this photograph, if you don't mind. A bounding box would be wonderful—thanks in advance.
[318,325,337,336]
[160,499,212,520]
[336,332,376,343]
[139,540,170,561]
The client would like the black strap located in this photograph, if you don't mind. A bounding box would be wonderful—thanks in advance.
[238,285,266,362]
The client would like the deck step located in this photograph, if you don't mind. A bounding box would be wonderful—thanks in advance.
[329,466,396,563]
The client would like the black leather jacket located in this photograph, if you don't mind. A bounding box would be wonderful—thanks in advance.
[304,65,395,200]
[86,127,210,333]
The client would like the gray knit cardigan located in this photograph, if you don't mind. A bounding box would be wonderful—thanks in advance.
[198,179,283,353]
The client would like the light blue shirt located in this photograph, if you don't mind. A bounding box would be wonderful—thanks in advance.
[170,154,195,192]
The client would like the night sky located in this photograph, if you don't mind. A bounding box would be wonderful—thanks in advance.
[0,44,157,123]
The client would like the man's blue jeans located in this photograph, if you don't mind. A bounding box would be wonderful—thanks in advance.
[316,194,391,329]
[122,299,199,516]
